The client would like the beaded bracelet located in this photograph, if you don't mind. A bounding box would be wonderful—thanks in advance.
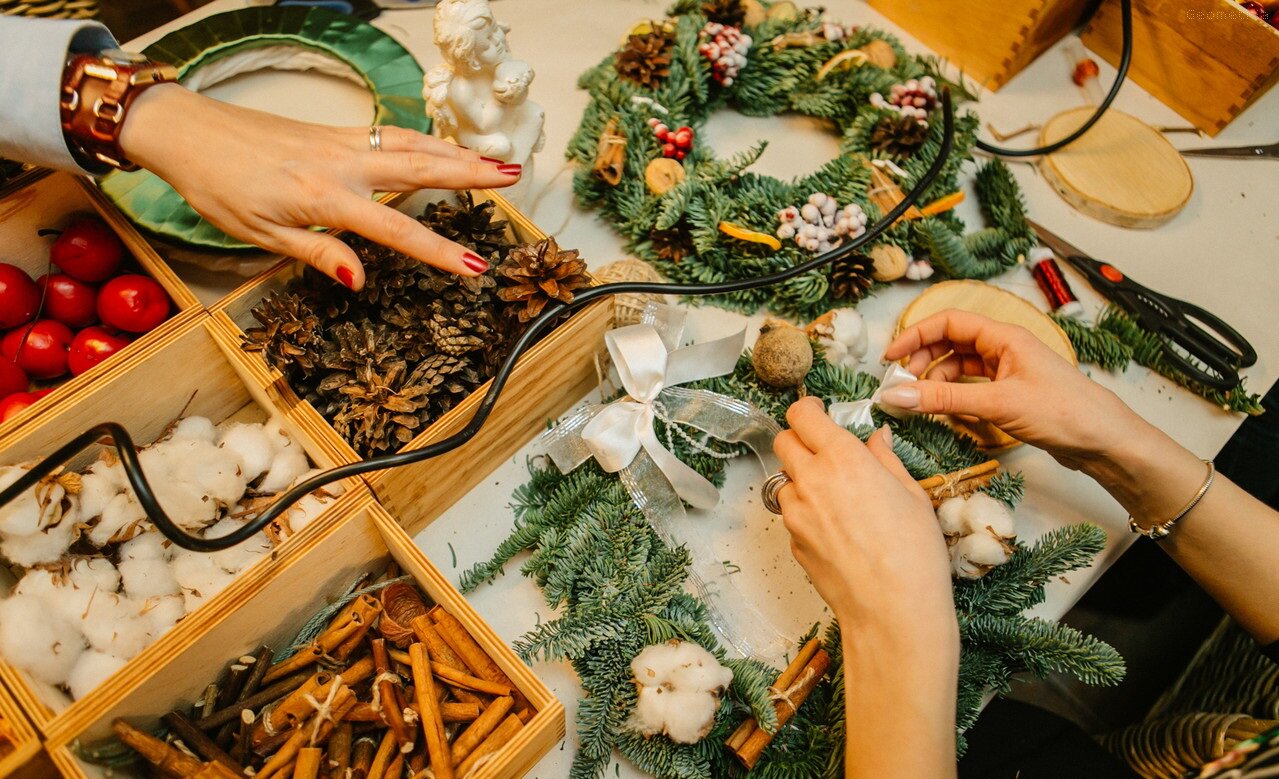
[1128,459,1215,540]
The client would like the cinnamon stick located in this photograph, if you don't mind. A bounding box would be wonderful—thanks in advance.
[350,736,378,779]
[429,663,512,698]
[726,637,821,751]
[371,639,415,754]
[440,702,483,723]
[200,669,306,732]
[429,608,529,713]
[409,616,484,705]
[340,655,377,687]
[254,671,339,746]
[262,646,325,686]
[162,710,243,776]
[328,721,353,778]
[454,714,522,776]
[293,747,323,779]
[409,643,455,779]
[733,649,832,769]
[366,730,398,779]
[256,689,356,779]
[916,460,1000,507]
[112,719,204,777]
[450,696,513,765]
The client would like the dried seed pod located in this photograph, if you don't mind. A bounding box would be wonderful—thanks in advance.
[869,244,910,281]
[752,319,813,389]
[378,583,430,647]
[645,158,685,195]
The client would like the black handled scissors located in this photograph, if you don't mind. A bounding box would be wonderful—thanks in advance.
[1028,220,1257,391]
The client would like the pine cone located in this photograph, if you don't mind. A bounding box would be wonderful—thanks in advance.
[242,292,324,376]
[421,194,510,261]
[871,113,931,157]
[428,311,491,357]
[615,31,673,89]
[649,227,694,264]
[496,238,591,322]
[829,253,875,302]
[702,0,745,26]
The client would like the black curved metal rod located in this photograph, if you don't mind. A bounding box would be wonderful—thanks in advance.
[975,0,1132,158]
[0,92,957,552]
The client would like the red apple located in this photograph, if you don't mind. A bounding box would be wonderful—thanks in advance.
[0,263,40,329]
[49,216,125,282]
[0,392,39,423]
[97,275,169,333]
[2,320,73,379]
[68,326,130,376]
[36,273,98,328]
[0,359,27,397]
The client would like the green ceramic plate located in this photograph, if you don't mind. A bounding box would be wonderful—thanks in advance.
[99,6,429,250]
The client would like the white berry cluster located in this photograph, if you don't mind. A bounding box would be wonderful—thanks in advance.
[776,193,868,253]
[698,23,752,86]
[870,76,940,125]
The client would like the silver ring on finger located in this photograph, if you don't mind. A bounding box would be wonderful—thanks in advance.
[368,125,383,152]
[761,471,792,515]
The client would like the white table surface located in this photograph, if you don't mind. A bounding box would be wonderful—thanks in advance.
[128,2,1279,775]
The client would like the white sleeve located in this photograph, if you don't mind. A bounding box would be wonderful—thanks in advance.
[0,15,118,174]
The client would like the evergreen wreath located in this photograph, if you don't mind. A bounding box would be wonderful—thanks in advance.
[463,348,1125,779]
[567,0,1037,321]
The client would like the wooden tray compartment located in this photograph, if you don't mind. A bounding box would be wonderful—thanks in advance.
[0,316,365,741]
[0,678,39,779]
[52,496,565,779]
[211,190,611,535]
[1083,0,1279,135]
[0,173,201,437]
[865,0,1095,90]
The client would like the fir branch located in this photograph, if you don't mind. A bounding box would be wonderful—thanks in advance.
[1051,312,1133,371]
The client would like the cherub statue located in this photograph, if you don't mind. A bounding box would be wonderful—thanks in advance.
[424,0,545,175]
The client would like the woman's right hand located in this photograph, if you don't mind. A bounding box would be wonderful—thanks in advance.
[880,310,1147,471]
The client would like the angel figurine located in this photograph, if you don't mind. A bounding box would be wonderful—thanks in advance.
[424,0,545,176]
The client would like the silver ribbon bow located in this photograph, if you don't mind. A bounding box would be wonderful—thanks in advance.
[542,305,785,659]
[827,362,919,428]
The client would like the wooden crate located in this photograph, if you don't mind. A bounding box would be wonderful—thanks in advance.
[51,495,565,779]
[0,316,366,740]
[211,190,611,535]
[866,0,1095,89]
[1083,0,1279,135]
[0,678,39,779]
[0,173,201,437]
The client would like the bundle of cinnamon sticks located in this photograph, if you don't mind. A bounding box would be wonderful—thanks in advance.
[112,571,533,779]
[916,459,1000,508]
[725,637,831,769]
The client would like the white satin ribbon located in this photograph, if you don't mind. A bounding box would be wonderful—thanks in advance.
[828,363,919,428]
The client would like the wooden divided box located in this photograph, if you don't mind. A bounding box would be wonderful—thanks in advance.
[865,0,1096,89]
[211,189,611,535]
[0,316,366,741]
[1084,0,1279,135]
[51,495,564,779]
[0,677,39,778]
[0,173,200,437]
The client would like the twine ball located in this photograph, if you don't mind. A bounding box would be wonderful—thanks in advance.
[752,318,813,388]
[594,257,667,326]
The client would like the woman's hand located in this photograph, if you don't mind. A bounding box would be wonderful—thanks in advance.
[774,397,959,779]
[881,309,1147,471]
[119,85,522,290]
[773,397,955,633]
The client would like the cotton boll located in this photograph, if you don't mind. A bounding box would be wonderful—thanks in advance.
[259,445,309,494]
[0,467,64,536]
[662,689,721,744]
[120,530,167,562]
[282,494,330,536]
[959,492,1016,539]
[76,469,123,520]
[631,685,671,737]
[13,569,60,601]
[205,518,269,574]
[172,551,235,613]
[87,492,146,547]
[68,557,121,593]
[172,416,218,443]
[629,640,732,745]
[66,650,128,701]
[0,594,86,686]
[949,532,1011,580]
[119,555,180,600]
[935,497,968,537]
[217,422,274,483]
[140,595,185,639]
[0,518,76,566]
[81,593,152,659]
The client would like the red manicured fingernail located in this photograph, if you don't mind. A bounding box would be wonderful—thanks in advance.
[497,163,522,176]
[462,253,489,273]
[480,156,504,164]
[336,265,356,290]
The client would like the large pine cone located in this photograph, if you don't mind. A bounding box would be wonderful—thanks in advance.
[496,237,591,322]
[421,194,510,261]
[615,31,673,89]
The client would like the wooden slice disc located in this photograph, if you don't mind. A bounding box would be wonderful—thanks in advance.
[896,280,1077,450]
[1038,108,1193,229]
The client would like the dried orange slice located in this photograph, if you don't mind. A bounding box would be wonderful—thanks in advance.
[718,221,782,251]
[815,49,868,82]
[920,190,966,217]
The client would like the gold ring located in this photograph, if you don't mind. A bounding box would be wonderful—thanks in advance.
[761,471,792,514]
[368,125,383,152]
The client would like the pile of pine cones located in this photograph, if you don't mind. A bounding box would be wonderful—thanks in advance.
[243,196,589,457]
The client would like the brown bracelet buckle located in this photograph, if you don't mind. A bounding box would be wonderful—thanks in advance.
[60,50,178,172]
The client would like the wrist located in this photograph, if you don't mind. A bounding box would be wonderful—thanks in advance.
[1080,419,1206,528]
[118,83,189,171]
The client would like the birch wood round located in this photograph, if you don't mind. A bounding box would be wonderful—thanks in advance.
[896,280,1077,450]
[1038,107,1194,229]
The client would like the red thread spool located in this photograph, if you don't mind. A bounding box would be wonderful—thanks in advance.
[1027,247,1083,318]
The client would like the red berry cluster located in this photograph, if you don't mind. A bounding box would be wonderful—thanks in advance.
[647,118,695,160]
[0,216,171,423]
